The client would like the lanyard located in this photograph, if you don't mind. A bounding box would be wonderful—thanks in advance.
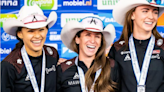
[129,34,155,85]
[21,45,46,92]
[75,57,102,92]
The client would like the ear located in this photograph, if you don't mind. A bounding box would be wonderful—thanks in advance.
[75,36,80,44]
[131,13,135,20]
[17,31,23,39]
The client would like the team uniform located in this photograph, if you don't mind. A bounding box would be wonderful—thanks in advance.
[1,45,59,92]
[57,57,114,92]
[57,57,92,92]
[109,37,164,92]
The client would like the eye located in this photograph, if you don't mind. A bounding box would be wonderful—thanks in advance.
[86,33,91,36]
[28,30,34,32]
[39,29,44,31]
[143,10,148,13]
[154,11,159,14]
[96,35,101,38]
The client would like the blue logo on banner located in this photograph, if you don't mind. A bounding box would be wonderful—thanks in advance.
[1,0,20,9]
[61,44,78,59]
[62,0,92,9]
[98,13,122,27]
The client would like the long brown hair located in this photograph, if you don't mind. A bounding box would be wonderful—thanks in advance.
[118,7,162,49]
[71,30,116,92]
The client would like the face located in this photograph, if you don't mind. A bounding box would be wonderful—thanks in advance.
[75,30,102,58]
[131,5,158,32]
[17,27,48,55]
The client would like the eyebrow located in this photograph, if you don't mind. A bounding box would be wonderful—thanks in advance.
[141,8,159,11]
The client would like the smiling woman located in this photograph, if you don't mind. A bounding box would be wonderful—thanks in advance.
[108,0,164,92]
[1,4,59,92]
[17,27,48,57]
[57,15,116,92]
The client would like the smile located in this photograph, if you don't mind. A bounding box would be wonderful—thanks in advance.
[145,21,153,25]
[32,40,41,44]
[87,45,96,49]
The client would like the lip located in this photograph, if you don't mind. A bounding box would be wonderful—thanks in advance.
[87,45,96,49]
[31,40,42,47]
[86,45,97,53]
[144,21,153,25]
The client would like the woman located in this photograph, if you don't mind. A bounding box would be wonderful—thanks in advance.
[57,16,116,92]
[1,5,59,92]
[108,0,164,92]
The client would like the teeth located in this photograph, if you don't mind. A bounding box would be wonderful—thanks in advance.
[32,40,41,43]
[145,22,153,24]
[87,45,95,49]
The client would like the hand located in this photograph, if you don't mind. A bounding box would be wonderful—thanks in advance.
[57,58,67,65]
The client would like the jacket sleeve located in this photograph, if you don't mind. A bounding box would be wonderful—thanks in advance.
[157,50,164,92]
[108,45,121,91]
[56,65,63,92]
[1,61,16,92]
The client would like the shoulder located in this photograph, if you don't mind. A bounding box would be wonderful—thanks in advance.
[113,40,126,51]
[106,57,115,67]
[3,48,24,74]
[155,38,164,50]
[43,45,59,59]
[60,57,76,72]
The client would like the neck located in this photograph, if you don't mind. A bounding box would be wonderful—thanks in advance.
[78,54,95,68]
[133,29,152,40]
[24,46,42,57]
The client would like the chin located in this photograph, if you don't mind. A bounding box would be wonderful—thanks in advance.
[145,29,152,32]
[33,47,42,52]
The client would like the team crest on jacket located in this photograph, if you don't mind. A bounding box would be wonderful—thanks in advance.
[25,74,30,81]
[66,61,72,65]
[45,65,56,74]
[124,54,131,61]
[157,39,163,46]
[73,72,79,79]
[17,59,22,64]
[46,47,53,55]
[119,41,125,45]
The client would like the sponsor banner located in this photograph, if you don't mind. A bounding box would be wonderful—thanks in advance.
[49,34,61,41]
[61,13,94,27]
[157,13,164,26]
[62,0,92,9]
[98,13,122,27]
[1,31,17,42]
[157,27,164,37]
[24,0,58,10]
[159,31,164,37]
[115,28,122,41]
[0,14,17,28]
[45,43,58,50]
[1,0,20,9]
[61,44,78,58]
[48,31,61,41]
[97,0,120,10]
[1,44,16,61]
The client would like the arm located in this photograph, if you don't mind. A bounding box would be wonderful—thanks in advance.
[1,61,16,92]
[108,45,121,91]
[157,50,164,92]
[56,65,63,92]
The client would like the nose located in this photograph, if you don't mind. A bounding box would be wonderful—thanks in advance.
[90,35,95,43]
[33,31,41,38]
[148,11,154,19]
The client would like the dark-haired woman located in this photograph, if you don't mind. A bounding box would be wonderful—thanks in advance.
[1,5,59,92]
